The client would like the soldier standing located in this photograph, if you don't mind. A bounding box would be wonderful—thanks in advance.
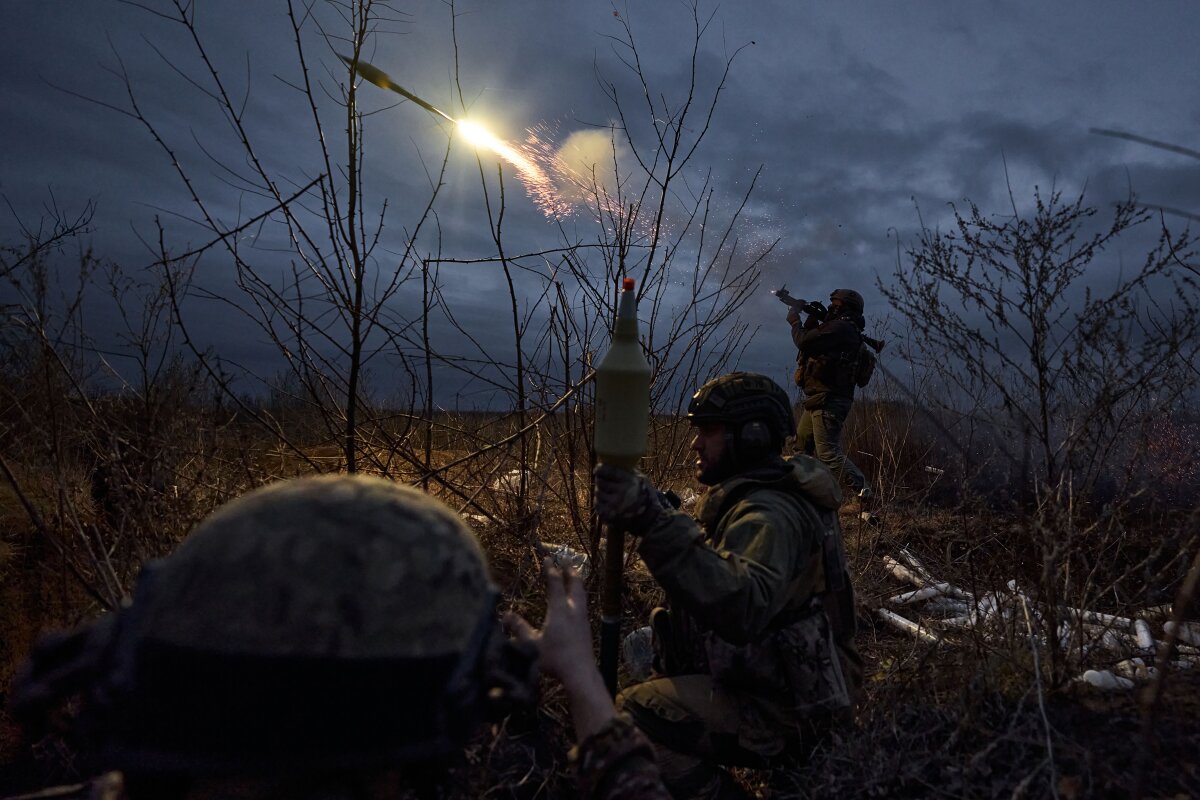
[789,288,873,505]
[594,372,862,800]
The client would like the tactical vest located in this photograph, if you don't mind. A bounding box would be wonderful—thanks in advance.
[699,459,854,642]
[694,458,862,713]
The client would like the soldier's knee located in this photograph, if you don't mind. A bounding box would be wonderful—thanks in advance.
[812,440,843,466]
[617,681,705,752]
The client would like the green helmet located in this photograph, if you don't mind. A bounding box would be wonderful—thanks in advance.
[13,475,533,776]
[687,372,795,472]
[829,288,865,315]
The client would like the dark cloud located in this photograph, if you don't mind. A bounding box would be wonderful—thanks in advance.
[2,0,1197,403]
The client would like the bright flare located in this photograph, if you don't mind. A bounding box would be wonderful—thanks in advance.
[457,120,539,178]
[456,119,568,217]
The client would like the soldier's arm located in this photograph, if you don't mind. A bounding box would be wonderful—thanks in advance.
[798,319,858,357]
[636,500,812,643]
[790,307,823,348]
[790,315,807,349]
[507,560,672,799]
[572,715,672,800]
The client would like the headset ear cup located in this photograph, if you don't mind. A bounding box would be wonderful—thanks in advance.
[739,420,771,462]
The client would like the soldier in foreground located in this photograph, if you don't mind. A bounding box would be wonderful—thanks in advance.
[594,372,862,800]
[788,288,874,505]
[10,475,669,800]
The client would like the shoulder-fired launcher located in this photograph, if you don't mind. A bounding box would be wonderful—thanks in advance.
[773,285,885,353]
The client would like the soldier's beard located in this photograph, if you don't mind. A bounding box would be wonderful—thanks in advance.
[697,442,737,485]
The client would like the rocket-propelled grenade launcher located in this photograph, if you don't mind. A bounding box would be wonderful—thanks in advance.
[594,277,652,696]
[338,54,456,123]
[773,284,885,353]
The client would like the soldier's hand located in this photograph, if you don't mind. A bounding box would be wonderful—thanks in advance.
[505,558,594,689]
[786,305,801,325]
[505,558,617,742]
[593,464,667,534]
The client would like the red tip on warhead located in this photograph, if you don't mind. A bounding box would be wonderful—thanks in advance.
[622,277,635,291]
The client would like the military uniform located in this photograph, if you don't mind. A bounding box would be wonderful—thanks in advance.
[573,714,673,800]
[617,455,862,800]
[791,305,868,493]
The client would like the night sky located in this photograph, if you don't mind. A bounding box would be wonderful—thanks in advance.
[3,1,1198,407]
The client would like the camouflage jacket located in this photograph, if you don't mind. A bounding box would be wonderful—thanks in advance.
[572,714,671,800]
[637,456,862,746]
[791,315,862,407]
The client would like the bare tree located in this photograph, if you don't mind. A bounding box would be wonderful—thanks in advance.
[0,202,238,610]
[884,184,1198,497]
[77,0,772,575]
[882,180,1199,683]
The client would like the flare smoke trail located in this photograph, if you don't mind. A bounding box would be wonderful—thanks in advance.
[342,54,573,216]
[344,55,632,223]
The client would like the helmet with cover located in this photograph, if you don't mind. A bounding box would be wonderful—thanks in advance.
[829,288,865,315]
[687,372,795,478]
[12,475,532,777]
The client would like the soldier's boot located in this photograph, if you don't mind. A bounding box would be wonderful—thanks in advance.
[654,747,753,800]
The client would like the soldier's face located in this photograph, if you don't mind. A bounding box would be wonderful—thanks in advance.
[691,422,727,484]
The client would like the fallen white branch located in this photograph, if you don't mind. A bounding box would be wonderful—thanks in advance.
[884,555,973,601]
[897,548,974,599]
[1063,606,1135,630]
[889,585,950,605]
[879,547,1200,690]
[1164,620,1200,648]
[897,547,936,581]
[1134,619,1155,652]
[1077,669,1134,690]
[876,608,940,643]
[883,556,923,587]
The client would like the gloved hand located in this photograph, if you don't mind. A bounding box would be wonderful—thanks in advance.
[786,305,801,325]
[593,464,668,534]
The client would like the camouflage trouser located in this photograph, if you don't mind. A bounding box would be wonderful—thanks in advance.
[616,675,781,800]
[795,396,866,493]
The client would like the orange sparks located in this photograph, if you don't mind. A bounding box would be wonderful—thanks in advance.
[457,119,571,218]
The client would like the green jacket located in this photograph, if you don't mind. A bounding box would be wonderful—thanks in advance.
[637,456,862,732]
[791,315,862,408]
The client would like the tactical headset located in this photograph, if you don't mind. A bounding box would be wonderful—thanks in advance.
[687,372,795,474]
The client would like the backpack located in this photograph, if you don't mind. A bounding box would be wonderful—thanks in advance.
[853,345,876,388]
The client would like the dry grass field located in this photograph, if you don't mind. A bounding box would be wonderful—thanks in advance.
[1,398,1198,799]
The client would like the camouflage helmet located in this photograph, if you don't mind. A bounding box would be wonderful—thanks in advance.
[829,288,865,314]
[688,372,795,465]
[14,475,530,776]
